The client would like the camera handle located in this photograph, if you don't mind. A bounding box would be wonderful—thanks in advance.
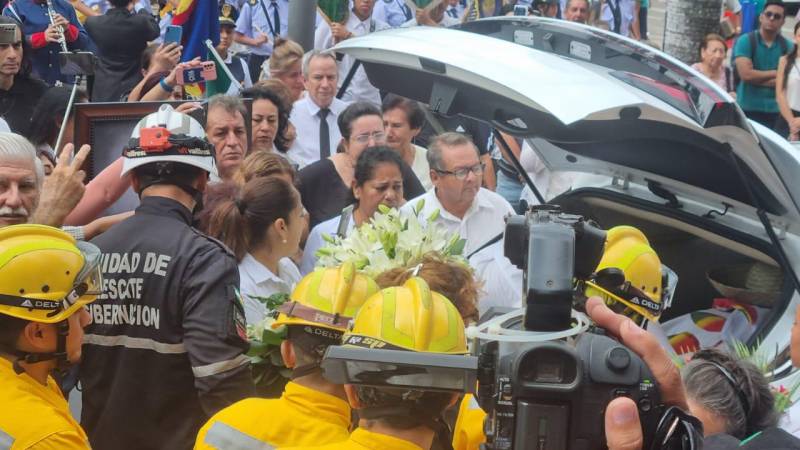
[54,74,82,157]
[492,128,545,205]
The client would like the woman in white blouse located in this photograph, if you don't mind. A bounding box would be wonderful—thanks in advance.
[776,22,800,141]
[300,146,406,275]
[206,176,306,324]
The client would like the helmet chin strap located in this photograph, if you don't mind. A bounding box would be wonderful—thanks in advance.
[11,320,71,377]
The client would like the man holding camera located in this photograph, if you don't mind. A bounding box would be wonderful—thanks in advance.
[3,0,93,85]
[0,17,47,133]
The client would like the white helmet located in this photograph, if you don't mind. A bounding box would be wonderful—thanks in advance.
[121,104,217,177]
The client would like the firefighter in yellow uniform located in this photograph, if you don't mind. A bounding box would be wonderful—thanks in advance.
[194,262,379,449]
[450,225,670,450]
[283,277,470,450]
[0,225,103,450]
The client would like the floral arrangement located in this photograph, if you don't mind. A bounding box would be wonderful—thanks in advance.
[315,201,467,278]
[245,292,291,398]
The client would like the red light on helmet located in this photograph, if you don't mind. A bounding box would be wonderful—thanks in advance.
[139,127,173,152]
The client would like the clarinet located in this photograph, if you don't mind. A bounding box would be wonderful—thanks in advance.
[45,0,69,53]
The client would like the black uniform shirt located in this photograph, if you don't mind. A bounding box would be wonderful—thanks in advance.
[0,75,47,133]
[80,195,254,450]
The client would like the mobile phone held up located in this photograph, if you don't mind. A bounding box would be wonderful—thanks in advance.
[164,25,182,45]
[514,4,528,15]
[176,61,217,85]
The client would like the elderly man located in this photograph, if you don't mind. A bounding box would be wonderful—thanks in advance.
[205,94,249,182]
[0,132,89,231]
[287,51,348,168]
[563,0,590,23]
[402,132,514,256]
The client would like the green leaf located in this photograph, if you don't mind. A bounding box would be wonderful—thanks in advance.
[414,198,425,215]
[247,340,270,356]
[261,325,287,346]
[448,238,467,256]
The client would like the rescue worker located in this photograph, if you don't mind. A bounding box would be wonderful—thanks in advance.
[3,0,94,85]
[286,277,470,450]
[195,262,379,449]
[79,104,255,450]
[0,224,102,449]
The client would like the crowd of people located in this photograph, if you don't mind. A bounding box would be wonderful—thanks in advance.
[0,0,799,449]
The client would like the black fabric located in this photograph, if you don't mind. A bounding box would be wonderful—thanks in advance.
[0,76,47,133]
[743,110,779,130]
[226,54,247,87]
[318,108,331,158]
[85,8,160,102]
[270,0,280,37]
[607,0,621,33]
[298,158,425,229]
[80,196,254,450]
[704,428,800,449]
[247,53,267,85]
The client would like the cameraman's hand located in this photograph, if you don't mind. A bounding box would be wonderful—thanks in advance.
[586,297,687,409]
[606,397,644,450]
[165,57,201,86]
[586,297,688,450]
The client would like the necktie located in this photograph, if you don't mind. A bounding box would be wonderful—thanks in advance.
[401,3,412,20]
[447,7,458,18]
[270,0,280,37]
[318,108,331,159]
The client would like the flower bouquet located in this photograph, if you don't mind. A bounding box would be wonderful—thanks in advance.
[315,201,467,277]
[245,292,292,398]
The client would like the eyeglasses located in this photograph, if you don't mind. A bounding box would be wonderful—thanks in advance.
[434,163,484,180]
[764,11,784,20]
[352,131,386,145]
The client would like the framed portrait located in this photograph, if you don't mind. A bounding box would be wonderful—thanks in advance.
[73,99,252,215]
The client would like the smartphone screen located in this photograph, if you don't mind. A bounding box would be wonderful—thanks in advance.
[514,5,528,16]
[181,67,203,84]
[164,25,182,45]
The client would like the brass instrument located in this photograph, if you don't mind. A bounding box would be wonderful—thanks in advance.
[45,0,69,53]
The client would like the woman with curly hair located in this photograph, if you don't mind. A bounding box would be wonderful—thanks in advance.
[241,83,293,153]
[375,253,480,324]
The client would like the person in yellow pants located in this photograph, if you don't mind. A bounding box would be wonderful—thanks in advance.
[195,262,379,450]
[284,277,470,450]
[0,225,103,449]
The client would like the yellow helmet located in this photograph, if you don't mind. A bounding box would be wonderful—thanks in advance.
[584,226,664,325]
[0,224,102,323]
[343,277,468,355]
[273,262,379,331]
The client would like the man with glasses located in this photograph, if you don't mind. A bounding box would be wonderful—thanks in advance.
[288,51,349,169]
[403,132,514,257]
[734,0,792,129]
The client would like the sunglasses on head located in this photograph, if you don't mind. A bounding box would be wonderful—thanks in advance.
[764,11,784,20]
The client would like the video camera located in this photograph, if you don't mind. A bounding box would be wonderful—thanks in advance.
[474,206,664,450]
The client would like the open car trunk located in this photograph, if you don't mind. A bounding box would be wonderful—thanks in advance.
[554,187,794,368]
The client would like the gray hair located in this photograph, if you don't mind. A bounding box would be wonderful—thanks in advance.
[682,349,777,439]
[301,49,337,79]
[0,133,45,187]
[426,132,479,172]
[565,0,589,9]
[207,94,247,122]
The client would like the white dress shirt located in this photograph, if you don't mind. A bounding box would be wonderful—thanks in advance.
[411,145,433,191]
[372,0,415,27]
[236,0,290,56]
[238,253,302,325]
[468,239,522,315]
[518,140,576,206]
[600,0,636,37]
[314,13,390,105]
[402,187,515,257]
[300,212,355,275]
[287,96,349,168]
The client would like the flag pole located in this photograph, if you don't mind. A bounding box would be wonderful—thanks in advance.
[205,39,243,92]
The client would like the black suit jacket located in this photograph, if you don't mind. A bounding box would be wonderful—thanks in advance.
[86,7,159,102]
